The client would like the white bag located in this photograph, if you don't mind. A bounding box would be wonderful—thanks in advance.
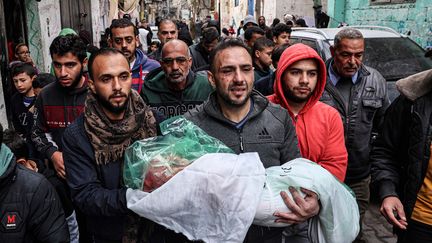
[126,152,266,243]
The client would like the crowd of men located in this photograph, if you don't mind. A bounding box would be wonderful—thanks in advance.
[1,13,432,243]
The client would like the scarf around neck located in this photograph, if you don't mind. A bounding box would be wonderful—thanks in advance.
[84,89,157,165]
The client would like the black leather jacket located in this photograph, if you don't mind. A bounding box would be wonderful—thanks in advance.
[320,60,390,183]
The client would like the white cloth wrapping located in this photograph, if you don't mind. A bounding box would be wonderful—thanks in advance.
[126,154,359,243]
[126,153,266,243]
[254,158,360,243]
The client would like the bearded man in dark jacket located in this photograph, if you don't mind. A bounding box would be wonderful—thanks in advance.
[371,69,432,242]
[63,48,157,242]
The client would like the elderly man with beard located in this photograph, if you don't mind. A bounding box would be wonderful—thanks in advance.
[31,34,88,242]
[184,38,319,243]
[62,48,157,242]
[141,39,213,118]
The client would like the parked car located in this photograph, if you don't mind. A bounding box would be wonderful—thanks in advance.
[290,26,432,101]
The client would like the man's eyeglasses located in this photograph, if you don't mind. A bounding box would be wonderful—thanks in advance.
[17,51,31,55]
[161,56,189,65]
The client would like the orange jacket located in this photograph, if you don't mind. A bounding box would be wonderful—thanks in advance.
[268,44,347,181]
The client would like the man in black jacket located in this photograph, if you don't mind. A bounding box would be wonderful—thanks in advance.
[63,48,157,242]
[371,69,432,242]
[320,27,390,242]
[0,123,69,243]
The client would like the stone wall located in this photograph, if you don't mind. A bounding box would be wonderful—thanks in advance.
[342,0,432,48]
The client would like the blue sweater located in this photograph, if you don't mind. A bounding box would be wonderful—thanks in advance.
[131,49,160,93]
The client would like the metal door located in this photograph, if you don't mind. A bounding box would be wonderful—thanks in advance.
[60,0,92,40]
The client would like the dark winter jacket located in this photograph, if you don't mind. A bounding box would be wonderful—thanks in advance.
[141,70,213,118]
[254,72,276,96]
[177,22,193,46]
[371,69,432,234]
[0,144,69,243]
[10,93,36,139]
[253,63,272,83]
[185,90,300,170]
[31,80,87,160]
[131,49,160,93]
[321,60,390,183]
[148,46,162,62]
[189,43,210,71]
[62,115,131,241]
[185,91,301,242]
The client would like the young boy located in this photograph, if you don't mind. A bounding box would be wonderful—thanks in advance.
[252,37,275,82]
[148,40,160,54]
[10,62,37,141]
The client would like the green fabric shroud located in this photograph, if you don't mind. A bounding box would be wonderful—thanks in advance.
[123,116,234,190]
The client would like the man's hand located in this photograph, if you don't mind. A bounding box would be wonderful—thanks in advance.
[51,151,66,179]
[274,187,320,224]
[380,196,407,230]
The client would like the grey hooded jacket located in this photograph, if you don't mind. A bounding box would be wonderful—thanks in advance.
[185,90,301,242]
[185,90,300,171]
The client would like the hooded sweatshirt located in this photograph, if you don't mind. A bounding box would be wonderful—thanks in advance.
[268,43,347,181]
[131,49,160,93]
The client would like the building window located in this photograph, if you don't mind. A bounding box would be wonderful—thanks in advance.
[371,0,415,5]
[234,0,239,7]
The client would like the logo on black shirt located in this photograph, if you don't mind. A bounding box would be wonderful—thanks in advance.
[1,212,22,230]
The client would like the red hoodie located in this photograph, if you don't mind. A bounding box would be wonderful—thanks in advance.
[268,43,347,181]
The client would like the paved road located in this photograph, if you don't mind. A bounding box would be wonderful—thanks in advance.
[363,202,397,243]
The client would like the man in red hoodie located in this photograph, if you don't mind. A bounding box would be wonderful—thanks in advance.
[268,43,347,242]
[268,43,347,181]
